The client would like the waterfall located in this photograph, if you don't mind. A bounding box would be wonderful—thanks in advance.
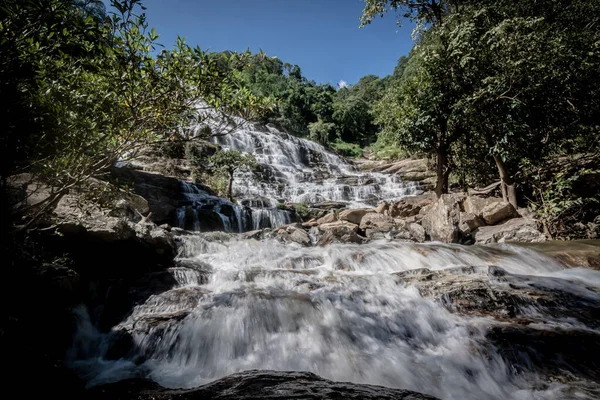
[71,236,600,399]
[211,122,420,209]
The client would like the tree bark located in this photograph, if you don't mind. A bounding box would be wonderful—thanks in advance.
[434,146,450,198]
[226,172,234,202]
[483,132,518,208]
[491,153,517,208]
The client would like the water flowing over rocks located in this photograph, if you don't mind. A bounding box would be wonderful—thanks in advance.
[211,121,420,225]
[69,232,600,400]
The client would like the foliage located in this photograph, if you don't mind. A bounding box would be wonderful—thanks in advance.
[330,140,364,159]
[0,0,269,227]
[290,202,311,221]
[207,149,258,201]
[308,120,336,145]
[364,0,600,231]
[368,142,412,161]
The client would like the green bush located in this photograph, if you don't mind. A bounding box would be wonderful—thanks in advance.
[330,139,364,158]
[368,142,411,161]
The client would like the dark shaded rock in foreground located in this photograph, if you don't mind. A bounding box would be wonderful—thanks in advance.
[89,370,439,400]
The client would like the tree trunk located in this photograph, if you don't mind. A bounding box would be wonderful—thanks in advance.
[483,132,518,209]
[434,146,450,198]
[491,153,517,208]
[226,172,234,202]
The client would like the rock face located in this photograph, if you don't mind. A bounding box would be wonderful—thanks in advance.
[474,218,547,244]
[89,370,439,400]
[54,192,176,261]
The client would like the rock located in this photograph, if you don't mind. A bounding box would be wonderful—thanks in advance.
[474,218,547,244]
[53,192,176,264]
[420,194,465,243]
[410,223,427,242]
[316,212,337,224]
[481,201,518,225]
[359,213,396,232]
[338,208,372,225]
[289,227,311,246]
[458,212,484,234]
[90,370,439,400]
[389,193,436,218]
[318,221,359,236]
[375,201,390,214]
[463,196,496,217]
[111,167,188,225]
[241,229,267,240]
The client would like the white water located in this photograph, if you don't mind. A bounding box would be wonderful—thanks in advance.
[212,121,419,209]
[71,236,600,400]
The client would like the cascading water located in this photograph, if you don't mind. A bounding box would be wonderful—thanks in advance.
[71,234,600,400]
[211,121,419,209]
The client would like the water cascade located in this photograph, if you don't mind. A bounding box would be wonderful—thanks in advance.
[72,235,600,400]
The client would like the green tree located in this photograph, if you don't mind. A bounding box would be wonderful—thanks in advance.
[1,0,268,228]
[207,149,257,202]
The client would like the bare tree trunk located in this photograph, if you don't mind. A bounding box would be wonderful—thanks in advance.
[484,132,517,208]
[491,153,517,208]
[226,172,234,202]
[434,146,450,198]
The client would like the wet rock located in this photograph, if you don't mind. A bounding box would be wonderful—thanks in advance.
[89,370,439,400]
[481,201,518,225]
[509,240,600,270]
[338,208,373,225]
[474,218,547,244]
[242,229,268,240]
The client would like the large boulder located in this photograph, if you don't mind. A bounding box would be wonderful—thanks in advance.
[318,221,359,236]
[463,196,497,217]
[481,201,519,225]
[274,224,312,247]
[420,194,465,243]
[359,213,396,231]
[338,208,373,225]
[316,212,338,225]
[389,193,436,218]
[474,218,547,244]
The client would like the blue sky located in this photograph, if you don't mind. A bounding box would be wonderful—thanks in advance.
[104,0,415,86]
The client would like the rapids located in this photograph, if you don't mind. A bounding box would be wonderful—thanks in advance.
[70,234,600,400]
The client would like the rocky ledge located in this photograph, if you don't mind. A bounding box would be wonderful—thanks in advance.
[264,192,549,247]
[89,370,438,400]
